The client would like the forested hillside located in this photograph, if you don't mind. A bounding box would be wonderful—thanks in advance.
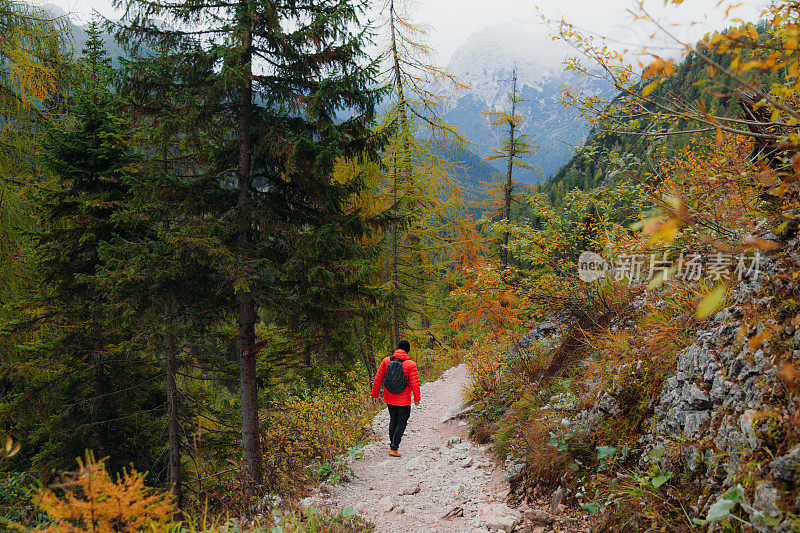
[2,0,800,531]
[0,0,472,524]
[536,21,785,207]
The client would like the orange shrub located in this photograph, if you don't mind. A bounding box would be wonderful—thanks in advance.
[31,452,174,532]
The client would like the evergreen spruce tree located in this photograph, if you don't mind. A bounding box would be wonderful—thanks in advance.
[9,24,163,474]
[107,46,236,510]
[115,0,382,487]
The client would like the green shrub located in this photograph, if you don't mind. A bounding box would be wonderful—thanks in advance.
[0,472,50,529]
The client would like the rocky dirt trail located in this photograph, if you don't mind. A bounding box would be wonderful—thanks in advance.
[303,364,580,533]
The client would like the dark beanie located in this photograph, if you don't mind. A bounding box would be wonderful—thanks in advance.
[398,340,411,353]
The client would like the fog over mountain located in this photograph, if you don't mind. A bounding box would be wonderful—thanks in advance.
[41,3,127,61]
[440,22,614,184]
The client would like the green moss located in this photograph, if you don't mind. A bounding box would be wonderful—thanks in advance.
[776,299,800,322]
[755,411,786,454]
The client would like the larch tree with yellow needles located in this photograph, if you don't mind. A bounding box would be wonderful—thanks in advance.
[483,68,538,269]
[30,453,175,533]
[378,0,467,348]
[0,0,68,354]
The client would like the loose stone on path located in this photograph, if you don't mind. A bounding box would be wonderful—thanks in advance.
[310,364,511,533]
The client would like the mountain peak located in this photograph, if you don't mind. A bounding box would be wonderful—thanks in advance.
[440,22,613,183]
[445,23,573,112]
[34,3,68,17]
[449,22,569,66]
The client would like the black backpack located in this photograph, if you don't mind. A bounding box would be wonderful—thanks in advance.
[383,356,408,394]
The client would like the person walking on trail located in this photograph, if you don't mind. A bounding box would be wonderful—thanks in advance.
[371,340,421,457]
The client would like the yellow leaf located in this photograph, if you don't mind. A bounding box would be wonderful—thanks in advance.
[696,285,726,319]
[650,219,679,244]
[4,436,10,454]
[664,196,681,210]
[749,329,773,350]
[642,80,659,97]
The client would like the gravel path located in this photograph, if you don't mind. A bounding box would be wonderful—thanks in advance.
[305,364,511,532]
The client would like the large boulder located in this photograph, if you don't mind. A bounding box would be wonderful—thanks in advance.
[772,445,800,482]
[478,503,521,533]
[503,317,566,360]
[753,480,780,517]
[441,401,474,423]
[504,459,527,483]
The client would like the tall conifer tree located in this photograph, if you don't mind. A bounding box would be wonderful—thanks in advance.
[115,0,382,486]
[484,69,537,268]
[11,24,163,474]
[0,0,68,355]
[379,0,465,346]
[109,46,235,511]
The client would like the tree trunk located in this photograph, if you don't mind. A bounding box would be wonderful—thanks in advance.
[165,322,182,511]
[391,168,401,345]
[358,314,377,383]
[502,70,517,269]
[387,306,395,351]
[161,139,183,513]
[236,21,263,488]
[389,0,407,346]
[91,304,109,458]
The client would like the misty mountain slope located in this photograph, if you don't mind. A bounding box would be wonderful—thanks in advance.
[441,22,613,184]
[40,4,128,62]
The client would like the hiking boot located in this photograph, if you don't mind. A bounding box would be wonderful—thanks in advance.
[389,449,401,457]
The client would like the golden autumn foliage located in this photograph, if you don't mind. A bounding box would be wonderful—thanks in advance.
[374,0,468,345]
[0,0,66,126]
[629,132,762,255]
[262,376,375,494]
[448,221,524,342]
[463,338,514,408]
[0,0,69,324]
[657,134,757,235]
[31,453,175,532]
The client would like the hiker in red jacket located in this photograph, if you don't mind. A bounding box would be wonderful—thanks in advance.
[371,340,421,457]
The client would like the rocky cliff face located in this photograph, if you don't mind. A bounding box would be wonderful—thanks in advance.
[496,245,800,529]
[632,254,800,529]
[641,278,773,481]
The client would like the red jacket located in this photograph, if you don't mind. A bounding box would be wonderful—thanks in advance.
[371,349,421,406]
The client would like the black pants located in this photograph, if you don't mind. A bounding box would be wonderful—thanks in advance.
[387,404,411,451]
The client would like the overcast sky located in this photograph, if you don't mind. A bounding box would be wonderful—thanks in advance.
[41,0,766,64]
